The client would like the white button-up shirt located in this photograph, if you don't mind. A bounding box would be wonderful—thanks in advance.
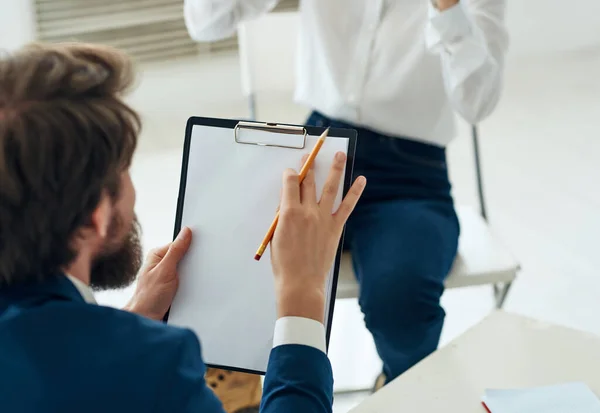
[184,0,508,147]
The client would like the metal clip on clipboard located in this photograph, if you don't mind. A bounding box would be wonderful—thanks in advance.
[234,121,308,149]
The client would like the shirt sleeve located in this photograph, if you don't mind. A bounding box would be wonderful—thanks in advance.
[273,317,326,353]
[262,345,333,413]
[184,0,280,42]
[425,0,509,124]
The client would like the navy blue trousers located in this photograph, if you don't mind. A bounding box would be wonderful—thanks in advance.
[307,112,460,381]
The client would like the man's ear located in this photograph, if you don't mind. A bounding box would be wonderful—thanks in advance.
[90,194,112,239]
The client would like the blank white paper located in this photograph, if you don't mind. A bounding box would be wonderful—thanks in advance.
[167,125,350,373]
[483,382,600,413]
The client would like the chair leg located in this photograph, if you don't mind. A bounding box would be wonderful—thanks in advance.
[248,93,257,121]
[493,281,513,309]
[472,125,488,221]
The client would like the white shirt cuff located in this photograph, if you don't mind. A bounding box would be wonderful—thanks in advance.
[426,2,472,52]
[273,317,326,353]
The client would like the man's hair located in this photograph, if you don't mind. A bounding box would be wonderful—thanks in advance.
[0,43,140,287]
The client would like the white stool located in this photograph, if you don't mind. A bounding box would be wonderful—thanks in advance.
[336,206,518,308]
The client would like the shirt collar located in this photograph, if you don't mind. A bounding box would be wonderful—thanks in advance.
[65,275,97,305]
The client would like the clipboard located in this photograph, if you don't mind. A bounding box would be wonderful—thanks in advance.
[166,116,357,375]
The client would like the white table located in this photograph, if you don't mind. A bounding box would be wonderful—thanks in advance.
[350,311,600,412]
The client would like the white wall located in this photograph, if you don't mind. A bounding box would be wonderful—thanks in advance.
[0,0,36,51]
[506,0,600,56]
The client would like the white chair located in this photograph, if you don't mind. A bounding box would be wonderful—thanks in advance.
[336,205,518,309]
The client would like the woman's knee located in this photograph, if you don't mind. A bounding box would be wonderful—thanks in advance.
[359,261,446,329]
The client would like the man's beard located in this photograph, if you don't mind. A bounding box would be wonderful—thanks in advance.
[90,214,143,291]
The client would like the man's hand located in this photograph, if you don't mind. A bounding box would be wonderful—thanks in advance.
[433,0,459,11]
[271,152,366,323]
[125,227,192,321]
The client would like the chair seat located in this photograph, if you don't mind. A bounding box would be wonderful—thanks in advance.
[336,206,520,300]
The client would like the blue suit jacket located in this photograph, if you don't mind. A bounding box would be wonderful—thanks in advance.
[0,276,333,413]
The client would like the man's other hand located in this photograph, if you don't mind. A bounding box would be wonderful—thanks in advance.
[271,152,366,323]
[125,227,192,321]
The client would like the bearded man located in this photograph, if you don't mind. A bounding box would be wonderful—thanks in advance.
[0,43,365,413]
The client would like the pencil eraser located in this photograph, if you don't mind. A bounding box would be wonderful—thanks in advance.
[254,254,261,261]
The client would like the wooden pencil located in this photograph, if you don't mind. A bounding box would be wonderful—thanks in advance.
[254,128,330,261]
